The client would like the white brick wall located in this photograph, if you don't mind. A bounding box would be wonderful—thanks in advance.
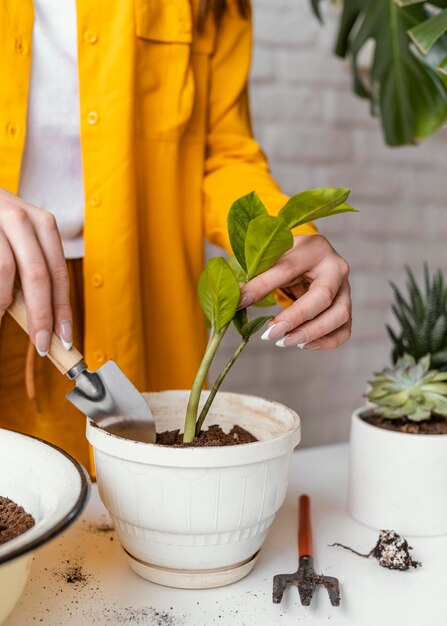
[209,0,446,448]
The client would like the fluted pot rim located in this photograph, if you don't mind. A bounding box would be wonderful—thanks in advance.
[86,390,301,468]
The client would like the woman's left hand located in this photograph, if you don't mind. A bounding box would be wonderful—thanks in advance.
[239,234,352,350]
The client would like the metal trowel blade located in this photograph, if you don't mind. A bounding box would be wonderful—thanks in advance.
[66,360,156,443]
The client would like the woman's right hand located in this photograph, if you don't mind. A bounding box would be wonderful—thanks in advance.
[0,187,72,356]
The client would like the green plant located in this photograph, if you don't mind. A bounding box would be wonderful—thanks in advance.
[183,188,358,443]
[408,4,447,76]
[310,0,447,146]
[367,354,447,420]
[387,265,447,369]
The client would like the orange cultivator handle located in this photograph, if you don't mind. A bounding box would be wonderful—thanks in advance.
[298,494,313,557]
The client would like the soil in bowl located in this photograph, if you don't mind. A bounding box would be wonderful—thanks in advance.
[0,496,35,544]
[361,409,447,435]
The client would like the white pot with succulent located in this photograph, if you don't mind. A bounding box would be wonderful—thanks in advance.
[349,267,447,537]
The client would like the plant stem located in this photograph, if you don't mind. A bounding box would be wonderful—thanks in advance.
[195,339,248,436]
[183,325,228,443]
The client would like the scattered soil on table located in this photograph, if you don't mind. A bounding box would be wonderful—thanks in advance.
[104,606,180,625]
[53,560,91,588]
[65,564,88,585]
[331,530,421,571]
[90,521,114,533]
[361,409,447,434]
[0,495,35,544]
[156,424,258,447]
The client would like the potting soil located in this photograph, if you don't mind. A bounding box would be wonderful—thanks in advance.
[156,424,258,447]
[0,496,35,544]
[361,410,447,434]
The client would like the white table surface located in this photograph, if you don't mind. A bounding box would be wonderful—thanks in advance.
[5,443,447,626]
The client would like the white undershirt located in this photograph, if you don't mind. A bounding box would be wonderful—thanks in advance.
[19,0,84,259]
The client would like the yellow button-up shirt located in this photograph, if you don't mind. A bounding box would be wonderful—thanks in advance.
[0,0,316,394]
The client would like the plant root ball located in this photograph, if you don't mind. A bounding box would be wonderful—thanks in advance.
[372,530,421,571]
[330,529,421,571]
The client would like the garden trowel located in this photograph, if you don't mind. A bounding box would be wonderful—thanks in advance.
[7,286,156,443]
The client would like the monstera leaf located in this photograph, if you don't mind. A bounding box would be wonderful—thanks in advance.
[311,0,447,146]
[408,7,447,79]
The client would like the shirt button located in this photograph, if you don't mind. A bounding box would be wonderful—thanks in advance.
[87,111,99,125]
[84,30,98,44]
[89,193,101,207]
[6,122,19,137]
[15,38,28,54]
[179,19,191,34]
[93,350,106,364]
[91,273,103,288]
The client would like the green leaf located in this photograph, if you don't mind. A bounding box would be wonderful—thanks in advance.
[255,293,277,307]
[390,281,417,324]
[228,255,277,306]
[334,0,364,59]
[233,308,249,337]
[240,316,274,341]
[244,215,293,280]
[227,191,267,271]
[410,21,447,85]
[278,188,356,229]
[405,266,425,322]
[327,0,447,145]
[396,0,447,7]
[409,9,447,54]
[431,316,447,352]
[310,0,323,21]
[431,349,447,369]
[198,257,240,332]
[228,256,247,284]
[437,53,447,75]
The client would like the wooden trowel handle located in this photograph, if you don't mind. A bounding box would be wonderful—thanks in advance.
[7,285,84,376]
[298,494,313,558]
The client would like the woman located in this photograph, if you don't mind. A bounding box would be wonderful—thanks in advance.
[0,0,351,471]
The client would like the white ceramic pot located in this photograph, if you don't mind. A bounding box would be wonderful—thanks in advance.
[349,407,447,537]
[0,429,90,625]
[87,390,300,589]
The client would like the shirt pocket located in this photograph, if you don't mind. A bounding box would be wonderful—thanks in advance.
[135,0,193,44]
[134,0,215,140]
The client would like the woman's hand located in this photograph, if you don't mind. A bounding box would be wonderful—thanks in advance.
[239,234,351,350]
[0,188,72,355]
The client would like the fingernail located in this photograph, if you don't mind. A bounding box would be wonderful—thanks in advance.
[237,291,255,310]
[304,341,322,350]
[35,330,50,357]
[261,321,290,341]
[60,320,73,351]
[276,330,307,348]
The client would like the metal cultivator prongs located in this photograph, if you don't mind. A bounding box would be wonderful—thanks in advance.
[272,495,341,607]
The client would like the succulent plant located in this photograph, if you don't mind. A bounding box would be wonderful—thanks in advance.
[387,265,447,370]
[367,355,447,422]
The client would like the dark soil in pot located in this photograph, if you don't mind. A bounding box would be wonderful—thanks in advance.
[156,424,258,447]
[0,496,35,544]
[102,421,258,446]
[361,409,447,435]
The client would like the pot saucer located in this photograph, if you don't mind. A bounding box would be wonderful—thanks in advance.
[123,548,260,589]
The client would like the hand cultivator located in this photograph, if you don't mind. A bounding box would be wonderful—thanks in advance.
[273,495,340,607]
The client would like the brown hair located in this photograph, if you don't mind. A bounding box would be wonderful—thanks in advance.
[198,0,250,29]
